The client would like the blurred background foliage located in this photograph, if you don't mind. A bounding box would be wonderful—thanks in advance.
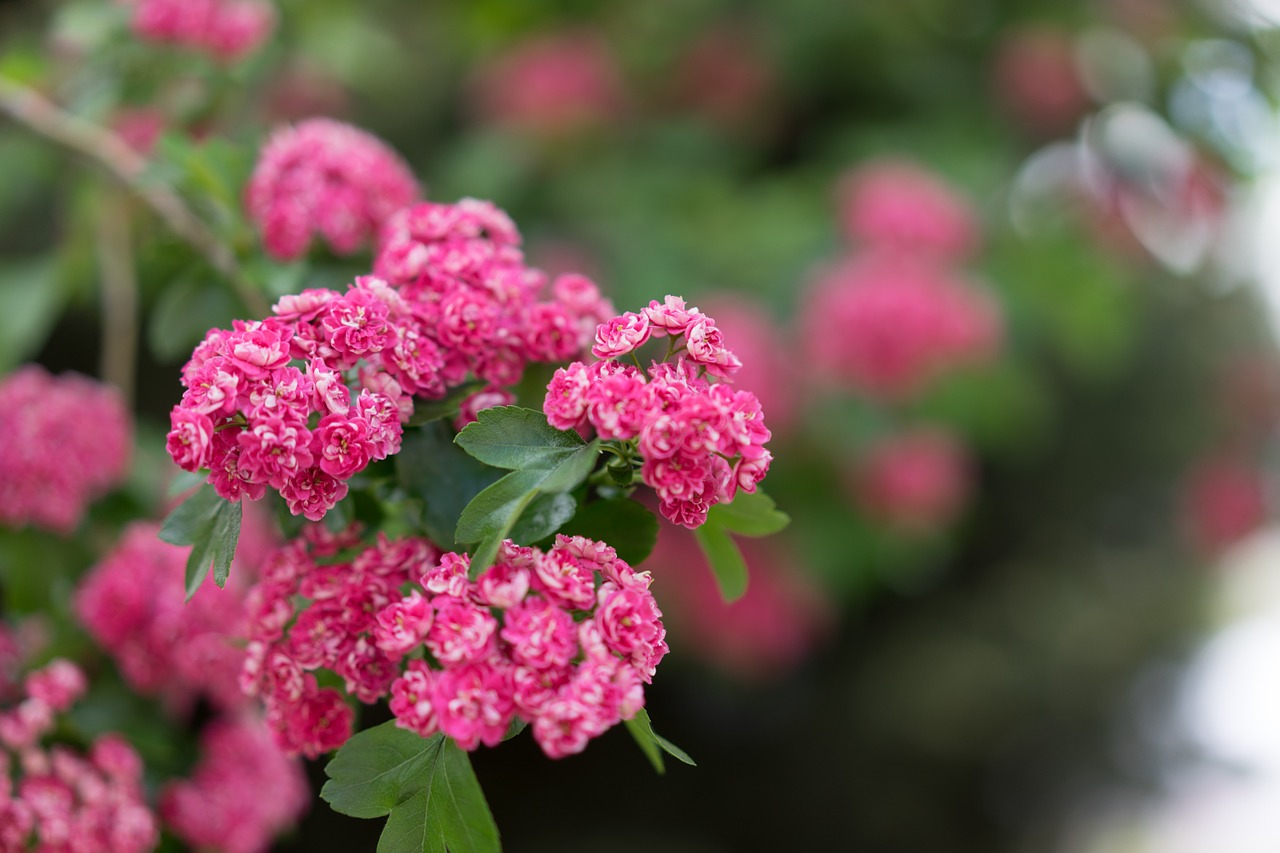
[3,0,1280,850]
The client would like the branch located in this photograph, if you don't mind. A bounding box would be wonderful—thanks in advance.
[0,75,269,317]
[96,188,137,406]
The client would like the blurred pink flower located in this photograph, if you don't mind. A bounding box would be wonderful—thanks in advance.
[697,294,801,436]
[800,252,1001,401]
[470,31,624,136]
[850,427,973,533]
[0,366,131,534]
[991,27,1090,137]
[1182,456,1268,555]
[837,160,980,262]
[126,0,275,61]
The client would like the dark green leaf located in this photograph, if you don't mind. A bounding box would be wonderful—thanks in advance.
[210,499,242,588]
[148,274,237,362]
[693,523,749,602]
[0,257,65,373]
[507,492,577,546]
[183,527,215,600]
[321,721,444,819]
[455,469,544,546]
[706,492,790,538]
[406,382,487,427]
[654,733,697,767]
[397,422,503,550]
[158,484,222,546]
[557,499,659,566]
[454,406,585,470]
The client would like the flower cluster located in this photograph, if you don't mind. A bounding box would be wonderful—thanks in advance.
[160,717,310,853]
[543,295,772,528]
[0,659,157,853]
[469,30,623,136]
[125,0,276,62]
[0,365,131,533]
[173,195,610,520]
[75,522,255,712]
[801,253,1000,400]
[849,427,972,532]
[239,529,666,760]
[246,118,419,261]
[836,159,980,263]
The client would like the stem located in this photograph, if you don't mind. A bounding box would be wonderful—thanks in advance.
[95,187,137,407]
[0,75,269,317]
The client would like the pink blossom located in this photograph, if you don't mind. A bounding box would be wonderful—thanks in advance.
[532,549,596,611]
[543,362,593,431]
[314,413,376,479]
[165,406,216,472]
[22,661,85,713]
[390,660,439,738]
[851,427,972,532]
[837,159,981,262]
[592,311,652,359]
[501,596,579,670]
[426,598,498,667]
[432,662,515,751]
[246,119,419,260]
[1182,455,1268,555]
[421,552,472,599]
[455,385,516,429]
[279,466,349,521]
[474,561,532,609]
[373,591,434,659]
[129,0,274,61]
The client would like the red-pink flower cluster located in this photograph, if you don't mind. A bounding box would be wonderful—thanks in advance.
[1181,455,1268,555]
[246,118,419,261]
[0,365,131,534]
[543,295,772,528]
[239,528,666,760]
[160,716,310,853]
[801,253,1001,400]
[0,660,157,853]
[850,428,972,532]
[837,159,980,263]
[75,522,252,712]
[125,0,276,61]
[470,30,624,136]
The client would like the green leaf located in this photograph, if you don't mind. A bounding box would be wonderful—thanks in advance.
[557,499,659,566]
[624,708,696,774]
[210,499,241,588]
[454,406,586,470]
[455,469,545,547]
[0,257,65,373]
[321,722,444,819]
[148,274,238,362]
[158,484,223,546]
[693,523,749,602]
[378,788,446,853]
[507,492,576,545]
[406,382,487,427]
[706,492,790,538]
[396,422,503,550]
[434,740,501,853]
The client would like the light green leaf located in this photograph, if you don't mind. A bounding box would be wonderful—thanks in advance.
[625,708,696,774]
[377,788,447,853]
[706,491,790,538]
[434,740,501,853]
[693,523,749,602]
[455,469,544,546]
[507,492,577,546]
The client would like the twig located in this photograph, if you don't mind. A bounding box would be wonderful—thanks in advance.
[96,187,138,405]
[0,75,269,317]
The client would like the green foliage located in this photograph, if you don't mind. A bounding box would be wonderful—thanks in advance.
[156,483,242,598]
[555,498,659,565]
[693,491,791,602]
[452,407,600,574]
[322,722,501,853]
[396,422,503,551]
[0,257,65,373]
[623,707,697,775]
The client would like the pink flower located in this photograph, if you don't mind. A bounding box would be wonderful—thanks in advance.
[851,427,972,532]
[313,413,376,479]
[166,406,216,472]
[455,385,516,429]
[432,662,515,751]
[129,0,274,61]
[543,362,593,431]
[501,596,579,670]
[23,660,85,713]
[279,466,349,521]
[390,660,439,738]
[594,584,668,682]
[474,562,532,609]
[246,119,419,261]
[425,598,497,667]
[373,591,434,659]
[837,159,980,262]
[532,549,596,611]
[592,311,652,359]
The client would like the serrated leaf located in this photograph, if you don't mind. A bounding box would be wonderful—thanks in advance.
[507,492,576,545]
[406,382,487,427]
[396,422,503,550]
[706,492,790,538]
[321,722,444,819]
[693,523,749,602]
[377,788,446,853]
[210,499,241,588]
[158,484,223,546]
[454,406,585,470]
[434,740,501,853]
[558,499,659,566]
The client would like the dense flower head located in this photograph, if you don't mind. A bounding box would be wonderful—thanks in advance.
[125,0,276,61]
[247,118,419,260]
[543,295,772,529]
[800,253,1001,400]
[470,30,624,136]
[0,365,131,533]
[160,716,310,853]
[241,529,664,760]
[849,427,973,532]
[0,659,157,853]
[74,521,256,712]
[837,159,981,262]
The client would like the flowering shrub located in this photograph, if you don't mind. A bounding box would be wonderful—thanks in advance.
[0,366,131,534]
[126,0,276,61]
[0,659,158,853]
